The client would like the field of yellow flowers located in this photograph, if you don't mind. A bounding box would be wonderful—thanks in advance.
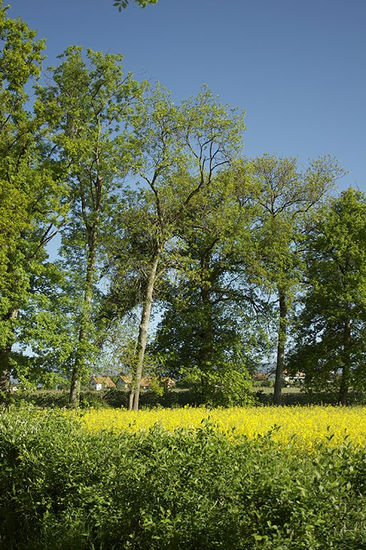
[79,405,366,450]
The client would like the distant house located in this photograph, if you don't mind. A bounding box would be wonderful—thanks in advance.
[116,376,151,390]
[90,376,116,391]
[115,375,176,391]
[254,369,305,385]
[253,372,269,382]
[116,375,132,390]
[140,377,151,390]
[161,377,175,389]
[283,370,305,385]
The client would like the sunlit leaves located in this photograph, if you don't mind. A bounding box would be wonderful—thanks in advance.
[113,0,158,12]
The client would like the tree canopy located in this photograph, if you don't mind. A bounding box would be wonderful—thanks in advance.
[289,188,366,403]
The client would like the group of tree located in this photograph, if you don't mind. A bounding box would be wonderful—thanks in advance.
[1,3,365,409]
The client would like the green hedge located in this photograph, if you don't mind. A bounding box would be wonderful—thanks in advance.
[1,407,366,549]
[11,388,197,409]
[12,388,366,410]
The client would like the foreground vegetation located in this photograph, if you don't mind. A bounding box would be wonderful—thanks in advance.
[1,405,366,549]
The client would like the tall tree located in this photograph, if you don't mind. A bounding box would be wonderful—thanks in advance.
[152,171,264,404]
[0,3,64,396]
[37,47,144,405]
[110,85,245,410]
[239,155,343,404]
[289,188,366,404]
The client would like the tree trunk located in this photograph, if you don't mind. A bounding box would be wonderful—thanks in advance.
[129,252,159,411]
[274,288,287,405]
[69,369,81,406]
[0,309,18,401]
[0,346,12,398]
[199,283,214,361]
[197,283,214,397]
[69,235,97,407]
[128,388,134,410]
[338,317,351,405]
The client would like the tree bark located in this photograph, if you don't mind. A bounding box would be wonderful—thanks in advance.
[198,283,214,392]
[0,309,18,401]
[129,252,159,411]
[69,232,97,407]
[0,346,12,397]
[274,288,287,405]
[338,317,351,405]
[69,369,81,406]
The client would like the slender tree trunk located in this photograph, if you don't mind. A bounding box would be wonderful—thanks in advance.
[274,288,287,405]
[69,369,81,406]
[199,286,214,363]
[129,252,159,411]
[69,235,97,407]
[128,388,134,410]
[0,309,18,401]
[198,283,213,398]
[339,317,351,405]
[0,346,12,397]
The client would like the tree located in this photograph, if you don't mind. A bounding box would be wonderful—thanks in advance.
[289,188,366,404]
[113,0,158,11]
[0,3,65,397]
[109,85,245,410]
[37,46,144,405]
[239,155,343,404]
[152,171,265,405]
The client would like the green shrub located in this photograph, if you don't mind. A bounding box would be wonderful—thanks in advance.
[1,406,366,549]
[182,363,253,407]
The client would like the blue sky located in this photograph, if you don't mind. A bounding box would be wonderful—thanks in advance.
[8,0,366,192]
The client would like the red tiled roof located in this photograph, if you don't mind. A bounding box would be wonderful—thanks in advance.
[91,376,115,388]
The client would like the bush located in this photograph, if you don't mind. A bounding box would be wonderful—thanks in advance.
[1,406,366,549]
[11,389,129,409]
[182,363,253,407]
[260,379,273,388]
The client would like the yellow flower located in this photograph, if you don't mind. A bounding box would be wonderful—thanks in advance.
[74,405,366,451]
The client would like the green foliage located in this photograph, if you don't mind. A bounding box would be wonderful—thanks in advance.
[1,1,362,411]
[113,0,158,11]
[0,2,65,393]
[236,155,343,403]
[13,387,366,408]
[11,388,201,409]
[106,84,245,409]
[182,361,253,406]
[151,167,266,406]
[1,407,366,549]
[289,188,366,401]
[246,153,343,298]
[33,47,145,402]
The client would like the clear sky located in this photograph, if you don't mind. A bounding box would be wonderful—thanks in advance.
[7,0,366,192]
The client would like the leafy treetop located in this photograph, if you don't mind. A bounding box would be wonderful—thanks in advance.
[113,0,158,11]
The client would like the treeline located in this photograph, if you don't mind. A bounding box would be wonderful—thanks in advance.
[1,4,366,409]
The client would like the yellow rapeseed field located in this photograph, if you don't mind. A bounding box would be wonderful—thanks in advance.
[78,405,366,450]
